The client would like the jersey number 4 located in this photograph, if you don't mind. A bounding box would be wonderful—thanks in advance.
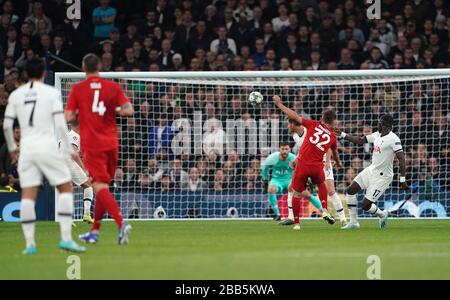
[309,127,330,151]
[92,90,106,116]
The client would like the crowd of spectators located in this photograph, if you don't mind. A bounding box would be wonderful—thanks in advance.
[0,0,449,195]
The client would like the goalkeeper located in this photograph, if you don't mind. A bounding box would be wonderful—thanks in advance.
[261,141,298,221]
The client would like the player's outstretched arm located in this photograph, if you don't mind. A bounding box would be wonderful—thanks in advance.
[65,110,77,124]
[395,151,409,190]
[116,102,134,117]
[273,95,303,125]
[334,128,367,145]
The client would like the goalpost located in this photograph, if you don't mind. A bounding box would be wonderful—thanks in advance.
[55,69,450,220]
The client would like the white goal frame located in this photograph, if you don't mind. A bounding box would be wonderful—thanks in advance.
[54,69,450,221]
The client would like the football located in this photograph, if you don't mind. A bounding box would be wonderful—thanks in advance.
[248,91,264,105]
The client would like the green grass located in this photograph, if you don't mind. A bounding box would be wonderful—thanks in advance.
[1,219,450,280]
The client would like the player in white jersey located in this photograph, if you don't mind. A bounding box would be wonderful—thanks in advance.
[2,58,85,254]
[336,114,409,229]
[60,120,94,224]
[279,118,337,225]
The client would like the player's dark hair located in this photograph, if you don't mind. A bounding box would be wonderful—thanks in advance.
[280,141,291,147]
[25,57,45,79]
[287,118,300,126]
[322,109,336,124]
[380,114,393,128]
[82,53,101,73]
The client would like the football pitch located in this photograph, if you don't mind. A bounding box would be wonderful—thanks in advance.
[1,219,450,280]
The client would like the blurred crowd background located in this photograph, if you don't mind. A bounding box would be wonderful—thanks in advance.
[0,0,448,197]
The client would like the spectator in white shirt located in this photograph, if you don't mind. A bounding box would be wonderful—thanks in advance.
[210,26,237,57]
[271,3,290,33]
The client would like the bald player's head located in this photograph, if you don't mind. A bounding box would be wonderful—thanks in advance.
[82,53,101,74]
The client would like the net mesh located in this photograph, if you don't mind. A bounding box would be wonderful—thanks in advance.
[57,72,450,219]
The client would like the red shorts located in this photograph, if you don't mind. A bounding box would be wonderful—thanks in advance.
[82,148,118,183]
[290,163,325,193]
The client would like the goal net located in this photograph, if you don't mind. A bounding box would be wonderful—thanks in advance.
[55,70,450,220]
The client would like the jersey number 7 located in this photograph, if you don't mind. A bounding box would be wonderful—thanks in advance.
[309,127,330,151]
[25,100,37,126]
[92,90,106,116]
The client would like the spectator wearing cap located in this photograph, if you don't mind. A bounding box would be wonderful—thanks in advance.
[171,53,185,71]
[92,0,117,40]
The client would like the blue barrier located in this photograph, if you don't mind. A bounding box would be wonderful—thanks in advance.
[0,186,55,222]
[2,187,449,221]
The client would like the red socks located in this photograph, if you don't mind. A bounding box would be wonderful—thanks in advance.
[292,196,301,224]
[91,188,123,231]
[318,182,328,209]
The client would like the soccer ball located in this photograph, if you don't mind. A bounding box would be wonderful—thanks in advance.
[248,91,263,105]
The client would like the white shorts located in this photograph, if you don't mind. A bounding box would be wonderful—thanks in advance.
[18,151,71,188]
[324,168,334,181]
[354,167,393,202]
[65,159,88,186]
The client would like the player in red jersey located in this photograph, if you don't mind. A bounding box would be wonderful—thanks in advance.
[273,95,341,230]
[65,54,134,245]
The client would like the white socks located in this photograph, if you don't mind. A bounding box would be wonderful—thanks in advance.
[287,191,294,220]
[20,199,36,248]
[83,187,93,214]
[346,194,358,224]
[367,203,385,218]
[58,192,74,242]
[330,193,346,222]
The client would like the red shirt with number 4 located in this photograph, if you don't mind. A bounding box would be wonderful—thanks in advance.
[298,118,337,167]
[65,76,129,151]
